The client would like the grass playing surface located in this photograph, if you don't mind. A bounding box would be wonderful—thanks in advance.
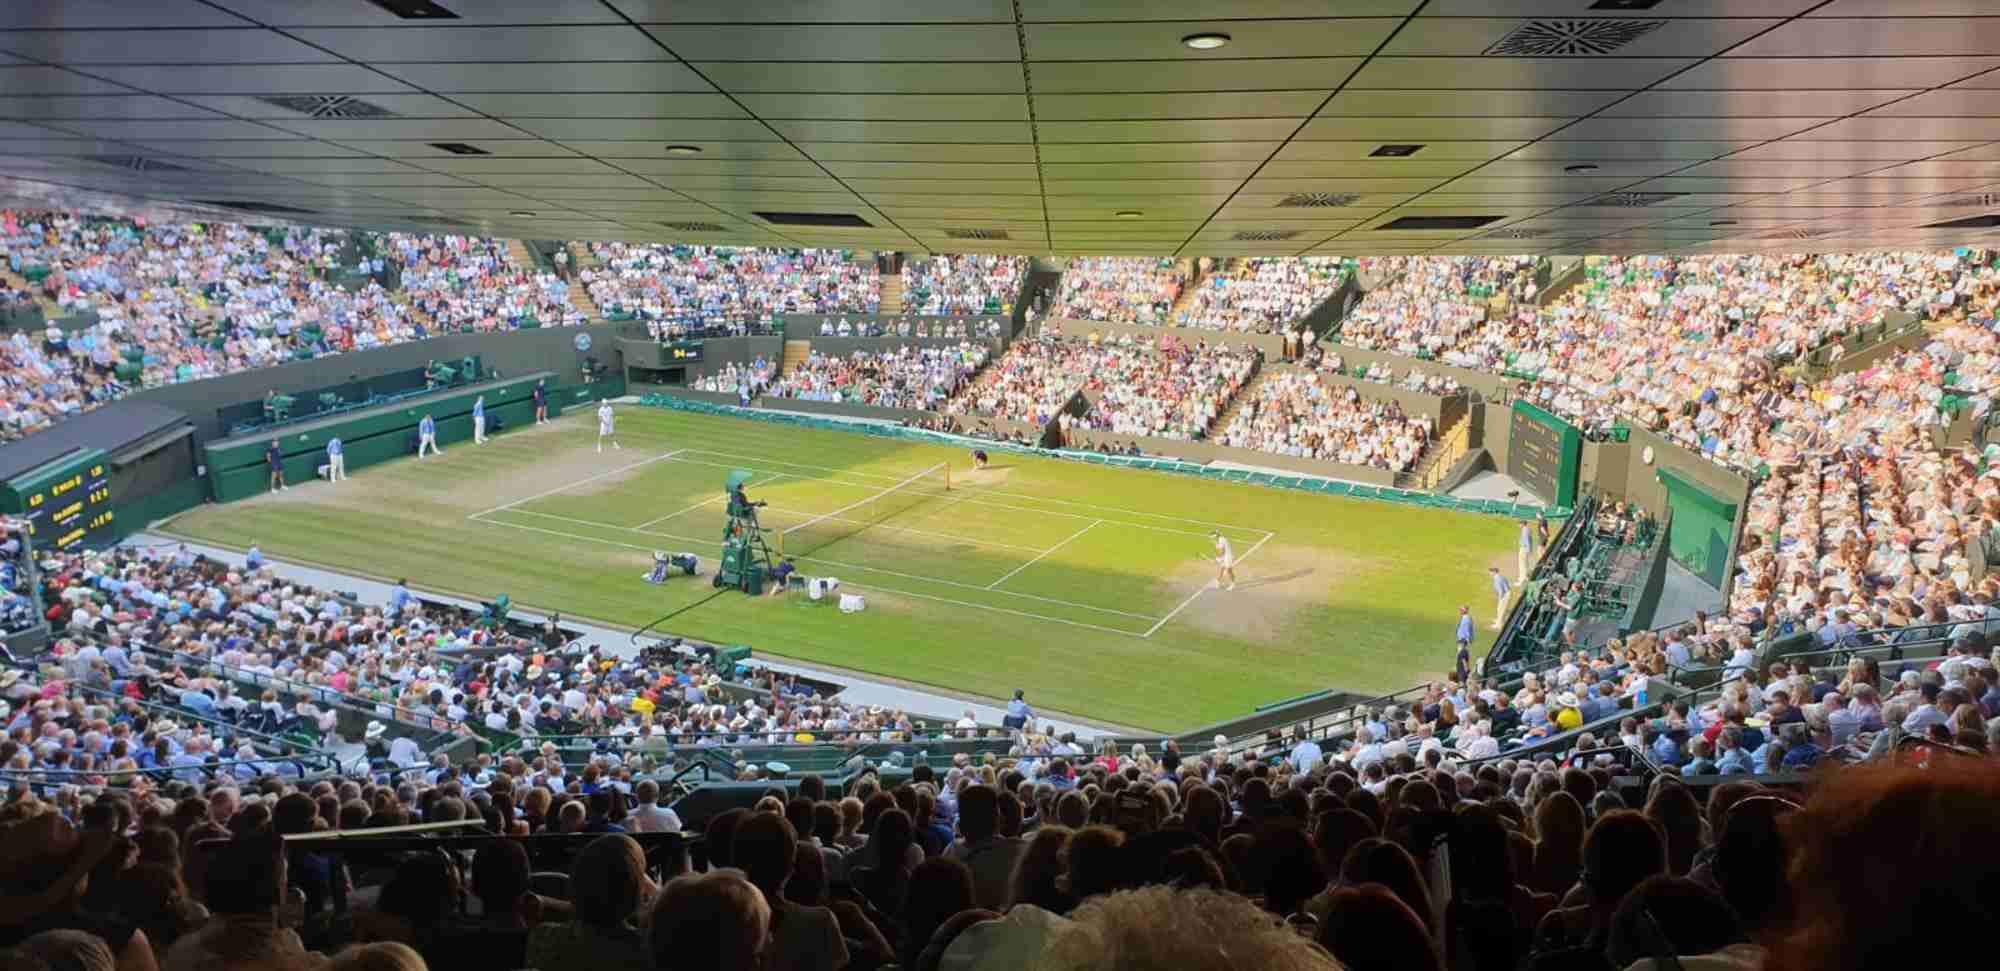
[161,406,1516,732]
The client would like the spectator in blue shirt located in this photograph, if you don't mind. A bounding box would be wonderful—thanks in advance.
[1003,690,1033,730]
[388,578,413,616]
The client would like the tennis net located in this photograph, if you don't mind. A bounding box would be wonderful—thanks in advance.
[778,462,952,559]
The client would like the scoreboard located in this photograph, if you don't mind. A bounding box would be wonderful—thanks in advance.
[1,449,115,552]
[1506,402,1582,510]
[662,339,704,363]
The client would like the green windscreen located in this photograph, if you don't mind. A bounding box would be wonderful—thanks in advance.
[1658,465,1737,588]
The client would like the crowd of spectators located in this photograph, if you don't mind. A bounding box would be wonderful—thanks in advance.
[581,243,880,322]
[690,359,774,401]
[1068,335,1256,441]
[4,630,1991,971]
[1176,257,1348,333]
[0,210,591,442]
[387,234,580,332]
[814,317,1001,339]
[765,345,991,411]
[1218,370,1433,472]
[899,254,1024,316]
[1052,257,1187,325]
[942,331,1251,438]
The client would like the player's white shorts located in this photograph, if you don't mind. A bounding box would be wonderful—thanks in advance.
[599,420,614,435]
[1218,555,1235,569]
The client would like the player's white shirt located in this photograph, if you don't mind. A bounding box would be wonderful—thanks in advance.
[1215,535,1234,567]
[597,403,615,434]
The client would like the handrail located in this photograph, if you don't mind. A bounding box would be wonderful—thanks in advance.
[129,643,448,735]
[0,752,341,783]
[10,663,334,757]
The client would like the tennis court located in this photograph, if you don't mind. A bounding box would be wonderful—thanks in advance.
[471,444,1275,637]
[161,406,1515,730]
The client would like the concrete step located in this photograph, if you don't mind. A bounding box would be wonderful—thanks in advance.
[781,339,813,375]
[879,274,904,315]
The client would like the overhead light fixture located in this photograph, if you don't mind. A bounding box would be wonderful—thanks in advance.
[1115,210,1144,219]
[1563,163,1600,173]
[1370,144,1424,158]
[1180,32,1231,50]
[1708,219,1738,226]
[664,145,703,155]
[365,0,459,19]
[508,210,536,217]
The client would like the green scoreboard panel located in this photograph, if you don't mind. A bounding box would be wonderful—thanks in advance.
[0,448,114,551]
[1506,401,1582,510]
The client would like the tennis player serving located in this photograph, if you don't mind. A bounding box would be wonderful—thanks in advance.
[1212,532,1236,591]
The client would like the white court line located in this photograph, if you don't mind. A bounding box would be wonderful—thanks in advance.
[478,507,1160,622]
[782,462,947,539]
[664,452,1227,540]
[468,448,687,519]
[1143,531,1274,638]
[662,443,1279,536]
[634,473,789,529]
[469,512,1151,638]
[986,520,1101,590]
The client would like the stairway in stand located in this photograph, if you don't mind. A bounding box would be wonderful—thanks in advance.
[781,340,813,375]
[1208,359,1279,436]
[502,238,534,270]
[1397,409,1470,491]
[879,273,904,314]
[1166,256,1227,325]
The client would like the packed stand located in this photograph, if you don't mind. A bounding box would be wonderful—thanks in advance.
[581,243,879,322]
[813,316,1000,339]
[690,358,775,400]
[1069,334,1256,441]
[766,344,991,411]
[899,254,1024,316]
[943,330,1251,435]
[1176,257,1348,333]
[386,234,581,331]
[1336,255,1540,359]
[4,648,1993,971]
[0,209,588,442]
[1052,256,1187,325]
[1219,370,1433,471]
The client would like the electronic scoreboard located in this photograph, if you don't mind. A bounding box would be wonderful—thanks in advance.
[1,448,115,552]
[662,340,704,363]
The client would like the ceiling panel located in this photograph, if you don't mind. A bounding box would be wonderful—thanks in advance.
[1029,20,1399,61]
[5,2,2000,256]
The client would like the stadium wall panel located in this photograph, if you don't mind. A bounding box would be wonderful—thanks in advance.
[130,324,625,444]
[204,374,552,502]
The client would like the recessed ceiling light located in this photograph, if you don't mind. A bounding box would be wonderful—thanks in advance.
[1563,163,1600,173]
[1369,144,1424,158]
[509,210,536,217]
[1708,219,1738,226]
[1115,210,1144,219]
[664,145,703,155]
[1180,32,1231,50]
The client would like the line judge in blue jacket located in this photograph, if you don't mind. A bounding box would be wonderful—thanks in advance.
[417,413,442,458]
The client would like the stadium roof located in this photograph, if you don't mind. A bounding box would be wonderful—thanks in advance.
[2,1,2000,257]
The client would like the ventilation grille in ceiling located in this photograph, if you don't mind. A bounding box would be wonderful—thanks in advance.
[399,215,474,228]
[754,211,872,228]
[660,221,726,233]
[1231,229,1301,241]
[1378,215,1504,231]
[1278,192,1361,209]
[1485,19,1666,56]
[256,95,398,119]
[193,200,318,216]
[1479,228,1549,240]
[1919,213,2000,230]
[1935,193,2000,210]
[944,228,1011,240]
[430,142,489,156]
[84,155,189,173]
[1754,228,1837,241]
[1591,191,1687,208]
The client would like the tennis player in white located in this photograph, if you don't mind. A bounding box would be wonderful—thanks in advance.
[1212,532,1236,591]
[596,399,620,452]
